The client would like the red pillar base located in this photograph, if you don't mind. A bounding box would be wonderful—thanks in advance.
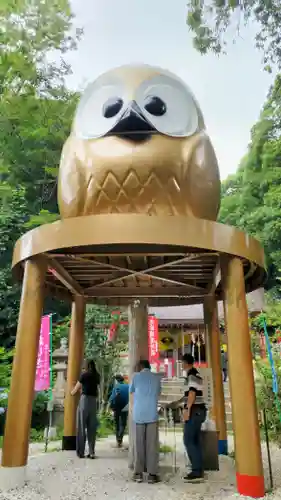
[236,473,265,498]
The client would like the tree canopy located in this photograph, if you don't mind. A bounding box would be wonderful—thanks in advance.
[1,0,281,351]
[1,0,82,96]
[219,74,281,292]
[187,0,281,72]
[0,0,79,346]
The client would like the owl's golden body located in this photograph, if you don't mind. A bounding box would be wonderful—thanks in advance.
[58,64,221,220]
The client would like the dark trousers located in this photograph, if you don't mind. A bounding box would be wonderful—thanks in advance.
[76,395,97,457]
[183,406,206,474]
[222,368,227,382]
[114,410,128,443]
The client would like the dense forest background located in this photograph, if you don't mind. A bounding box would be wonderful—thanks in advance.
[1,0,281,349]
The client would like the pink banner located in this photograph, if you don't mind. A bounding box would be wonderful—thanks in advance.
[35,315,50,392]
[148,316,159,369]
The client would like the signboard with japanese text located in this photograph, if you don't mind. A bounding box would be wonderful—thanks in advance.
[35,315,51,392]
[148,315,159,371]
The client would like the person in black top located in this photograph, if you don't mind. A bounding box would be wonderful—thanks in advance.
[182,353,207,481]
[71,359,100,458]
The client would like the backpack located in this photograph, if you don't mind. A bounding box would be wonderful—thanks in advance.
[110,388,123,411]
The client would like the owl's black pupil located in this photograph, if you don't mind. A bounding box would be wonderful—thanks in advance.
[144,95,166,116]
[103,97,123,118]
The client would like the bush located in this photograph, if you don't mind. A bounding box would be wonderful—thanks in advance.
[0,391,49,436]
[97,411,115,438]
[255,356,281,446]
[31,392,49,430]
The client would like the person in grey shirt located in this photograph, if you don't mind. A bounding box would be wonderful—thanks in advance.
[129,359,161,484]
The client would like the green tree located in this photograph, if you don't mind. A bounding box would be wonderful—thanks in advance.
[84,306,128,407]
[0,347,14,388]
[0,188,30,347]
[187,0,281,72]
[51,306,128,406]
[1,0,82,96]
[0,0,80,347]
[255,355,281,446]
[219,75,281,292]
[186,0,281,71]
[252,295,281,331]
[0,0,80,219]
[0,93,77,217]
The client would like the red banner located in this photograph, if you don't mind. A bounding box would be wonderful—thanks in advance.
[148,316,159,368]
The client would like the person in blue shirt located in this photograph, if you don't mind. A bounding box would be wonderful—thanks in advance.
[109,374,129,448]
[130,360,161,484]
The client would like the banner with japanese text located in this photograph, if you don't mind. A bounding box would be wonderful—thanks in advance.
[148,315,159,369]
[35,315,51,392]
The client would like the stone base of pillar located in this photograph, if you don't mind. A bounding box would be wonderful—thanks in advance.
[0,465,26,491]
[62,435,76,451]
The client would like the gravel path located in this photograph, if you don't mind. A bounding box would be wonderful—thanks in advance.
[0,433,281,499]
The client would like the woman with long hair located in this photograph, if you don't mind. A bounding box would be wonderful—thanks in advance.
[71,359,100,459]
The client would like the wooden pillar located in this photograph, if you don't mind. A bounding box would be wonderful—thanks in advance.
[221,257,264,498]
[204,316,211,368]
[204,297,227,455]
[1,258,46,469]
[181,327,185,357]
[62,295,85,450]
[128,300,149,469]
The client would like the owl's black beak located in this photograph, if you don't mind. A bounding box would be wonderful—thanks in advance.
[109,101,156,143]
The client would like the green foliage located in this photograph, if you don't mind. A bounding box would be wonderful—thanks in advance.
[186,0,281,71]
[52,317,71,350]
[0,0,79,347]
[219,75,281,291]
[85,305,128,404]
[0,189,30,347]
[51,306,128,405]
[25,210,60,228]
[252,296,281,331]
[97,411,115,438]
[255,356,281,446]
[0,391,49,437]
[159,443,174,454]
[0,92,77,217]
[0,0,82,96]
[0,347,14,388]
[29,428,45,443]
[31,392,49,430]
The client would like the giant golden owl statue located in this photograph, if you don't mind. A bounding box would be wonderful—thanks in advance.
[58,64,221,219]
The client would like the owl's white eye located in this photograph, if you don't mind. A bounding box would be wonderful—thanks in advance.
[136,75,199,137]
[73,78,125,139]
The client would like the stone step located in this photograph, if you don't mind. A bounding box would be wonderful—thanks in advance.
[161,389,183,395]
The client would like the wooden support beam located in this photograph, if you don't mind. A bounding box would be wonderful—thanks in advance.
[208,260,221,294]
[46,256,84,296]
[84,286,207,297]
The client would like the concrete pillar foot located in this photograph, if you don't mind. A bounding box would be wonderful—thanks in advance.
[0,465,26,492]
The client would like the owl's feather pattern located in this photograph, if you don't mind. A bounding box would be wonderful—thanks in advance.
[58,131,220,220]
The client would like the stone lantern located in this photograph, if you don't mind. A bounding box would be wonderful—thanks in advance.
[52,337,68,426]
